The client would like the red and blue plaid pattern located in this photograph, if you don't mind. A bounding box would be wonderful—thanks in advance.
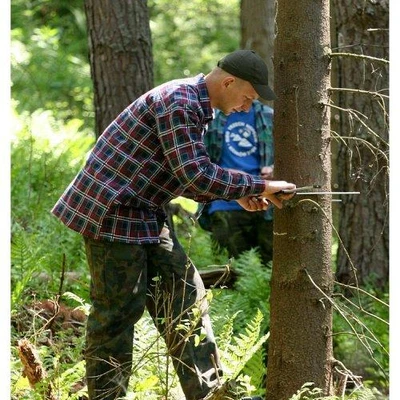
[52,74,266,243]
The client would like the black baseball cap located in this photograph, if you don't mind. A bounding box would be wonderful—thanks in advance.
[217,49,276,101]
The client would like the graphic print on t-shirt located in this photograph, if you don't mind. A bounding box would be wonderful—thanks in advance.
[219,108,260,176]
[225,120,258,157]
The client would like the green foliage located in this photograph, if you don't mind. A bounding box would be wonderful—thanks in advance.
[128,311,183,399]
[11,108,93,305]
[216,309,268,396]
[11,0,241,129]
[169,198,231,269]
[288,383,326,400]
[125,304,268,399]
[209,252,272,396]
[11,0,93,128]
[210,249,271,333]
[288,382,379,400]
[11,299,88,400]
[332,284,389,392]
[167,205,390,396]
[11,230,41,309]
[11,288,267,399]
[10,0,390,398]
[148,0,240,85]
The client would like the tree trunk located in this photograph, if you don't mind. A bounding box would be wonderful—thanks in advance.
[84,0,153,137]
[240,0,275,90]
[266,0,334,398]
[331,0,389,289]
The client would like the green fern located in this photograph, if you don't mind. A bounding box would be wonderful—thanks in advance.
[52,360,86,400]
[242,341,267,394]
[226,309,268,379]
[213,310,239,352]
[207,249,273,393]
[210,249,271,333]
[125,300,268,399]
[216,309,268,396]
[288,382,382,400]
[11,230,39,309]
[351,389,373,400]
[129,311,183,399]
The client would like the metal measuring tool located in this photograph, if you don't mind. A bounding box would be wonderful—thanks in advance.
[280,184,360,196]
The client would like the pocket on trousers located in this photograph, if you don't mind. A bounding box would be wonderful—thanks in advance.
[84,238,107,301]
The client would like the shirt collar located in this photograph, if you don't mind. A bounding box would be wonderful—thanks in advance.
[195,74,214,122]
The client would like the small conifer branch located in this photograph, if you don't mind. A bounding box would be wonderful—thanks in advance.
[330,52,389,64]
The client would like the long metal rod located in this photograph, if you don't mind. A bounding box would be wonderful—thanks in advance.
[291,191,360,195]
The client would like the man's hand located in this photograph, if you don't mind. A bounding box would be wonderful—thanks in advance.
[236,196,270,212]
[260,180,296,209]
[260,165,274,179]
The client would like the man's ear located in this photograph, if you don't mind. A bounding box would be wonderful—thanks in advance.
[222,76,235,89]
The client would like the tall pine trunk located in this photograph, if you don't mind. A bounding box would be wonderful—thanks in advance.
[266,0,334,398]
[331,0,389,289]
[84,0,153,137]
[240,0,275,89]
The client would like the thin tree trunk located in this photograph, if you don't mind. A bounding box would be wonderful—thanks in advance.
[266,0,334,398]
[84,0,153,137]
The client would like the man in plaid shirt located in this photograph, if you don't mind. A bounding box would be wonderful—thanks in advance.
[52,50,295,400]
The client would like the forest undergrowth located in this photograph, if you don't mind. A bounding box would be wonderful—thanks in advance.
[10,111,389,399]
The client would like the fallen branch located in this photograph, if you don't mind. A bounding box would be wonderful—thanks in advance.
[17,338,57,400]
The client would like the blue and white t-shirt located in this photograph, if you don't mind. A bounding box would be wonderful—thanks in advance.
[209,107,260,213]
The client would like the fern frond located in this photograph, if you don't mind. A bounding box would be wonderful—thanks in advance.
[11,231,34,270]
[242,343,267,392]
[220,309,268,380]
[210,249,271,335]
[11,231,39,309]
[348,387,378,400]
[213,310,241,352]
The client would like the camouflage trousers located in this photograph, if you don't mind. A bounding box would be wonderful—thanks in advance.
[83,223,222,400]
[209,211,273,266]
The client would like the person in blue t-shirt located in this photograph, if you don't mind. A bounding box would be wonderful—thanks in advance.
[199,100,275,265]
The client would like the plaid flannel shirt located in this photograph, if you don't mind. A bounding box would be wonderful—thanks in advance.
[52,74,266,244]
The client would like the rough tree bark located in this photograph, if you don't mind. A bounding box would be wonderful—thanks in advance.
[240,0,275,89]
[331,0,389,289]
[84,0,153,137]
[265,0,334,398]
